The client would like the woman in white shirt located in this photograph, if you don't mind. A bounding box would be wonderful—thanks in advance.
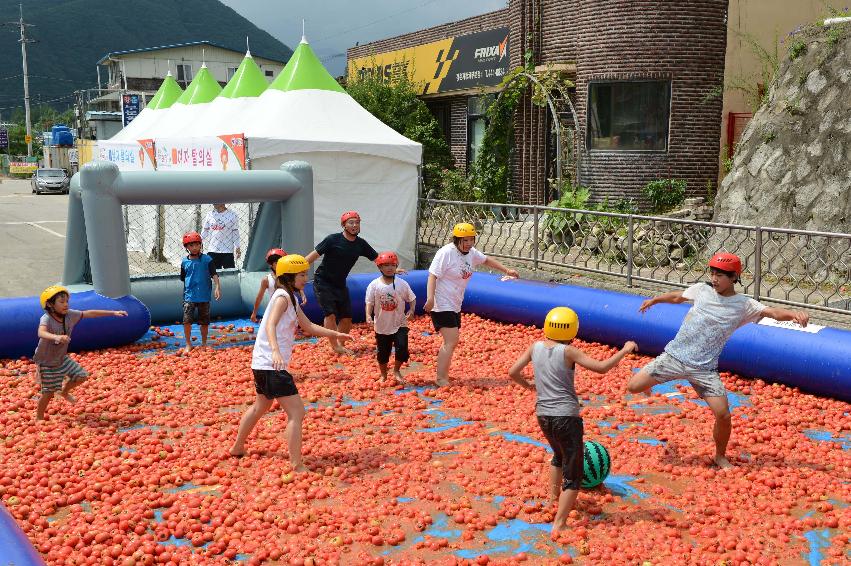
[230,254,351,470]
[424,223,518,386]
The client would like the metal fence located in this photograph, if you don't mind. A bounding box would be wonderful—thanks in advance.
[123,203,259,276]
[418,199,851,316]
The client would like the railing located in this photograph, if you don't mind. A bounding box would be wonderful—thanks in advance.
[418,199,851,316]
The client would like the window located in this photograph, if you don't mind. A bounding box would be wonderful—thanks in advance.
[227,67,238,81]
[467,95,493,167]
[176,64,193,89]
[265,70,274,77]
[587,81,670,151]
[428,102,451,145]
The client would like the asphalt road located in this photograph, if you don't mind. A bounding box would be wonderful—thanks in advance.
[0,177,69,298]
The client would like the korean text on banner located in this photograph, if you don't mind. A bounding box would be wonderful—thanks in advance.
[154,134,246,171]
[98,139,156,171]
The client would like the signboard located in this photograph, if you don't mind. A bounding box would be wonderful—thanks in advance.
[122,93,142,126]
[68,148,79,164]
[154,134,247,171]
[97,139,156,171]
[24,134,32,144]
[348,27,510,95]
[0,128,7,148]
[9,161,38,174]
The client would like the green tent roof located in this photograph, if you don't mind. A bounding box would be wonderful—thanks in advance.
[269,39,344,94]
[218,53,268,98]
[147,74,183,110]
[176,65,222,105]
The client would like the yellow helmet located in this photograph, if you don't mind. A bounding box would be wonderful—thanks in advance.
[275,254,310,276]
[453,222,477,238]
[40,285,69,310]
[544,307,579,341]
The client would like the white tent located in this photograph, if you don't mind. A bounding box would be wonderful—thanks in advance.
[107,40,422,271]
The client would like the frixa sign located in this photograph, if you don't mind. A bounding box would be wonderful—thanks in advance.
[348,27,510,95]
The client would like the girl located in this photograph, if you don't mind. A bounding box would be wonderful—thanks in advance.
[230,254,351,469]
[424,222,518,386]
[249,248,305,323]
[508,307,636,537]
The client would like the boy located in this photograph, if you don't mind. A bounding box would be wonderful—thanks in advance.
[34,285,127,420]
[365,252,416,384]
[509,306,636,536]
[628,252,809,468]
[180,231,221,353]
[201,203,241,270]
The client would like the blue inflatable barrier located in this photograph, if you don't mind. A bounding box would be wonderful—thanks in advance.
[0,291,150,360]
[0,504,45,565]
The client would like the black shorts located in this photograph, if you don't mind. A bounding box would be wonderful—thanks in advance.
[536,415,584,491]
[375,327,410,364]
[430,311,461,331]
[208,252,236,269]
[313,281,352,320]
[183,301,211,325]
[252,369,299,399]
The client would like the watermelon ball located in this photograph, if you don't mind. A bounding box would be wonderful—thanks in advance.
[581,440,611,488]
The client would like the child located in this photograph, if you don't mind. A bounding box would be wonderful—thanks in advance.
[250,248,306,323]
[628,252,809,468]
[508,306,636,537]
[425,222,518,386]
[34,285,127,420]
[365,251,416,384]
[180,231,221,353]
[230,254,352,469]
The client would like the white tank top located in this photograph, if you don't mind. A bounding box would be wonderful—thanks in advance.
[265,273,276,301]
[251,289,298,370]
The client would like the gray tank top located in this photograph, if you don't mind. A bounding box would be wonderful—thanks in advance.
[532,342,579,417]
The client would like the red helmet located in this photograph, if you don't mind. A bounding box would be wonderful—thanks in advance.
[340,211,360,225]
[182,231,202,246]
[265,248,287,264]
[708,252,742,275]
[375,251,399,266]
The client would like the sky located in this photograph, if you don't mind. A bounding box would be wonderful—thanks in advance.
[220,0,507,76]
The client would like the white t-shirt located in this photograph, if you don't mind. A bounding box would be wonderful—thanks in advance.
[251,289,298,370]
[664,283,766,370]
[201,209,240,253]
[428,243,487,312]
[265,273,276,301]
[365,276,416,335]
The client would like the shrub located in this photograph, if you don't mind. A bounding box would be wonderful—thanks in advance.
[642,179,686,213]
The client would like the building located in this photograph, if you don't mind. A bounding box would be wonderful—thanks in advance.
[76,41,287,140]
[349,1,847,206]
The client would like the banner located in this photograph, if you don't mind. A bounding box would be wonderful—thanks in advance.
[0,128,8,148]
[154,134,246,171]
[122,93,142,126]
[9,162,38,174]
[348,27,510,95]
[98,139,156,171]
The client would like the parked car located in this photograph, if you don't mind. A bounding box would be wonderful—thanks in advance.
[31,168,70,195]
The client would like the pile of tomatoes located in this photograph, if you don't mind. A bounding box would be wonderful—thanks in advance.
[1,313,848,565]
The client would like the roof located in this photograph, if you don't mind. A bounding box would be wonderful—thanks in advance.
[269,39,345,94]
[97,40,288,65]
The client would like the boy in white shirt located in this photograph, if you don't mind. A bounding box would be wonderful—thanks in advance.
[201,203,241,269]
[365,252,416,384]
[628,252,809,468]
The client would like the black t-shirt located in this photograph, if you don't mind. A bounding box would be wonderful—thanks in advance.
[314,232,378,287]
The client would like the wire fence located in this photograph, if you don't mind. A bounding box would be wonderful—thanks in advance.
[123,203,259,275]
[418,199,851,316]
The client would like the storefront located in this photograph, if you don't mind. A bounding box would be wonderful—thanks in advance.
[347,0,729,207]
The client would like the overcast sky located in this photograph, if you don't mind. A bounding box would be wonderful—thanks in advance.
[220,0,507,76]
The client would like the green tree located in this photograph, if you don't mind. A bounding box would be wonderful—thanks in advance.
[346,69,452,194]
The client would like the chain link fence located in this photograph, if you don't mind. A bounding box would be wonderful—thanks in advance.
[123,203,259,275]
[418,199,851,316]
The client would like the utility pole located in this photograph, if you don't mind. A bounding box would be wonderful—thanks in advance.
[15,4,35,157]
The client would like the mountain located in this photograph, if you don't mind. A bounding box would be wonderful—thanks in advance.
[0,0,292,113]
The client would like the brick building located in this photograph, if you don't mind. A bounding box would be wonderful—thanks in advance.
[347,1,730,207]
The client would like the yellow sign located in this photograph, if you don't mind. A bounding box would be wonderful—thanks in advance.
[10,162,37,174]
[24,134,32,144]
[348,27,510,95]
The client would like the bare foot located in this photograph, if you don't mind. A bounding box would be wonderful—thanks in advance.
[229,446,245,458]
[36,414,47,421]
[292,463,309,473]
[436,376,449,387]
[550,521,566,539]
[393,370,405,384]
[183,345,192,354]
[59,392,77,404]
[713,455,734,469]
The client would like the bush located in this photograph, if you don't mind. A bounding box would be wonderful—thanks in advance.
[642,179,686,213]
[423,163,479,202]
[542,184,592,245]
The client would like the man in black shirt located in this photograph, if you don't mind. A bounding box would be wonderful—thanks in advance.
[305,211,378,354]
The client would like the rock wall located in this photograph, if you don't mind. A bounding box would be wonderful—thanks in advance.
[715,20,851,234]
